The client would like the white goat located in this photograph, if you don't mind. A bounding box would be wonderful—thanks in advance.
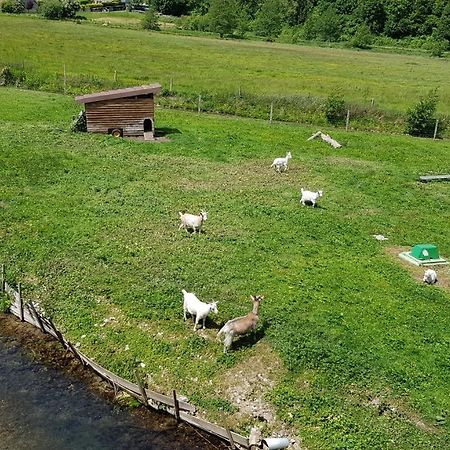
[217,295,263,353]
[300,188,323,207]
[179,210,208,234]
[182,289,218,331]
[423,269,438,284]
[270,151,292,173]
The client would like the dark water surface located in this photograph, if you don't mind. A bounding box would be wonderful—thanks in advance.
[0,330,219,450]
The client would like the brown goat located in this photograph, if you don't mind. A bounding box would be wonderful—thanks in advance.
[217,295,263,353]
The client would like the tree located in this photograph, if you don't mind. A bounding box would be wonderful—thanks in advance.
[324,92,346,125]
[208,0,239,38]
[253,0,287,40]
[405,90,439,137]
[1,0,25,13]
[350,24,373,49]
[142,5,161,31]
[302,4,342,41]
[355,0,386,34]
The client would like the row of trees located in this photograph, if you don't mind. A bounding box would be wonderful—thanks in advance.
[155,0,450,48]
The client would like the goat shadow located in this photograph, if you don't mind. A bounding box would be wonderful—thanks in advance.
[300,200,326,209]
[227,320,269,352]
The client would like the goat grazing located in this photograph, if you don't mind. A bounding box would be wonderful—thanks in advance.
[270,151,292,173]
[217,295,263,353]
[300,188,323,207]
[423,269,438,285]
[182,289,218,331]
[179,210,208,234]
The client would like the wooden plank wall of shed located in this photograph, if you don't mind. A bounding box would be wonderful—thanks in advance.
[85,96,155,136]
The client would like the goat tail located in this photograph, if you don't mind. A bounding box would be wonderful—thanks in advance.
[179,211,184,218]
[182,289,187,295]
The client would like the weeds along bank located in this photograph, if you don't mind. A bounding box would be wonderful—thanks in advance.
[1,87,450,449]
[0,14,449,136]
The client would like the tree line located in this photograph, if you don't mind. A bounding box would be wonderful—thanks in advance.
[152,0,450,50]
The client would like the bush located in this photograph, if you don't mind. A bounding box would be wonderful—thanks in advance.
[405,90,439,137]
[0,66,16,86]
[142,6,160,31]
[425,39,448,57]
[1,0,25,13]
[71,110,87,132]
[324,93,346,125]
[39,0,80,19]
[350,24,373,49]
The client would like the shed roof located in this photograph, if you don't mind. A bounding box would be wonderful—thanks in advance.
[75,84,162,104]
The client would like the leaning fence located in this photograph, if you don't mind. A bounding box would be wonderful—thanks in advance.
[0,265,251,449]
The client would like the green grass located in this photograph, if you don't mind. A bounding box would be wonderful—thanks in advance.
[1,87,449,448]
[0,14,450,117]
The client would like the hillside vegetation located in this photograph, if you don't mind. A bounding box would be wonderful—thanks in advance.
[1,87,449,448]
[0,14,450,123]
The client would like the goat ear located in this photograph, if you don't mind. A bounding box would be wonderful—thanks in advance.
[250,295,255,301]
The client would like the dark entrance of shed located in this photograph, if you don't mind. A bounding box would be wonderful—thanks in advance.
[144,118,153,132]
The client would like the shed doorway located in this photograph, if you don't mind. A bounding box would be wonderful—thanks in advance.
[143,118,154,141]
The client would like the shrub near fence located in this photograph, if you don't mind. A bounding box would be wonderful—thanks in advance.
[0,264,250,449]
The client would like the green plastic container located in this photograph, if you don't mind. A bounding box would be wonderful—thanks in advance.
[410,244,439,261]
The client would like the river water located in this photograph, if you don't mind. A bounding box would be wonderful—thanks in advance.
[0,318,224,450]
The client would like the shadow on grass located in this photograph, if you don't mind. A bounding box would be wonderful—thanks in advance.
[155,127,182,137]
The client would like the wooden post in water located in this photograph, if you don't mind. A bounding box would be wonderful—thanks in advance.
[345,109,350,131]
[1,264,5,293]
[18,282,24,322]
[198,94,201,114]
[433,119,439,140]
[173,390,180,423]
[269,102,273,124]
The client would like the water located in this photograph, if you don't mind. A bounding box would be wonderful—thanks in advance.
[0,326,223,450]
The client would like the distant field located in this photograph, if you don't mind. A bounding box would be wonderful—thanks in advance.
[1,87,450,448]
[0,14,449,116]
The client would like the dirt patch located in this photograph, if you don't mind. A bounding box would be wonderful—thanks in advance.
[216,340,303,449]
[0,313,227,450]
[324,155,382,171]
[384,246,450,292]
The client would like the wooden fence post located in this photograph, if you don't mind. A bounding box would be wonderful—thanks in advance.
[345,109,350,131]
[371,98,375,107]
[18,282,24,322]
[238,85,241,97]
[269,102,273,124]
[1,264,5,293]
[114,70,117,82]
[169,77,173,92]
[28,301,46,334]
[433,119,439,140]
[197,94,201,114]
[134,370,149,406]
[226,428,236,449]
[63,64,67,95]
[173,390,180,423]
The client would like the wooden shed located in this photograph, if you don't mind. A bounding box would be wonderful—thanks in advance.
[75,84,161,140]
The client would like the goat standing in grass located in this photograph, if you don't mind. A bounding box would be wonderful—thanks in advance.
[300,188,323,207]
[179,210,208,234]
[182,289,218,331]
[217,295,263,353]
[423,269,438,284]
[270,151,292,173]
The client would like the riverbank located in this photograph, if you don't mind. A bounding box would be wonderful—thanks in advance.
[0,313,226,450]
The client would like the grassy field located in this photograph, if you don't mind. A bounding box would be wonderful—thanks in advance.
[1,87,449,448]
[0,14,450,117]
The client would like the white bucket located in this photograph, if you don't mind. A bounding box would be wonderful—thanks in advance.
[262,437,291,449]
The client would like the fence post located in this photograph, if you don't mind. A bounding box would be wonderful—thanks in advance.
[173,390,180,423]
[63,64,67,95]
[134,370,149,406]
[1,264,5,293]
[169,77,173,92]
[345,109,350,131]
[18,282,24,322]
[28,301,45,334]
[114,70,117,82]
[269,102,273,124]
[226,428,236,449]
[433,119,439,140]
[197,94,202,114]
[371,98,375,107]
[238,85,241,97]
